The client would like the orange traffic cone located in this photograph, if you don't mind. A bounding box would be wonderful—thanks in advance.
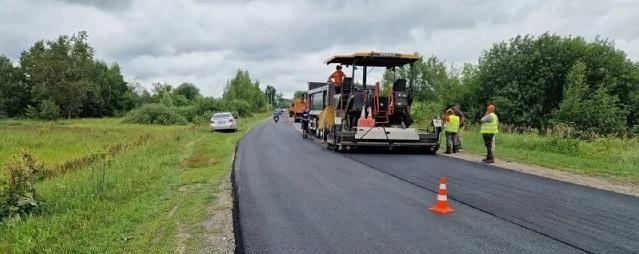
[357,106,367,127]
[366,107,375,123]
[429,177,454,214]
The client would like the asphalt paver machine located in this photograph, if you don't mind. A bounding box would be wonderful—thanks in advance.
[317,52,441,152]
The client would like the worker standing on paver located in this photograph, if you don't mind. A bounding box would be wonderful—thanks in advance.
[328,65,345,94]
[443,109,460,154]
[327,65,346,108]
[453,104,465,152]
[480,103,499,163]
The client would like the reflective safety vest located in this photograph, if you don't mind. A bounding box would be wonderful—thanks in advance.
[480,113,499,134]
[445,115,460,133]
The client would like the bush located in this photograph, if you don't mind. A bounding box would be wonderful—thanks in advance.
[193,97,225,114]
[0,152,45,221]
[192,111,214,124]
[123,104,187,125]
[38,99,61,120]
[174,105,198,122]
[25,99,61,120]
[224,99,252,117]
[410,101,442,128]
[173,97,227,123]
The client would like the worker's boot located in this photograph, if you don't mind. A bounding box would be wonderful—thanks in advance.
[452,146,459,153]
[485,144,495,163]
[485,153,494,163]
[444,146,452,154]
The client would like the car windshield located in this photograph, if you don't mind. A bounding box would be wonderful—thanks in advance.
[213,113,232,119]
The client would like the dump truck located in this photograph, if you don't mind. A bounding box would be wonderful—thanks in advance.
[315,52,441,153]
[288,98,307,122]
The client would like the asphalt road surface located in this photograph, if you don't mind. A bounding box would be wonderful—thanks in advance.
[234,119,639,254]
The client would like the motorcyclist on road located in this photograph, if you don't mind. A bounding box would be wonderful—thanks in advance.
[301,109,309,138]
[273,111,280,123]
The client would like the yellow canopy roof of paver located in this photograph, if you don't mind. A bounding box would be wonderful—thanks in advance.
[325,52,420,67]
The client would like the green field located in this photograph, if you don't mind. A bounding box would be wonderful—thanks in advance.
[0,118,184,166]
[0,114,268,253]
[455,126,639,182]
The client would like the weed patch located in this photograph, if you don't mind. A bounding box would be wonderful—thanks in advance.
[0,152,46,221]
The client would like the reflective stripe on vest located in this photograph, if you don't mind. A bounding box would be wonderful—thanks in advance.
[480,113,499,134]
[446,115,460,133]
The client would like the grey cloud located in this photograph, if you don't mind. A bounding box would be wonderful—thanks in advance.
[51,0,132,10]
[1,0,638,97]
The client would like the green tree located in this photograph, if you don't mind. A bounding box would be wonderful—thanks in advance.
[293,90,306,99]
[223,70,266,112]
[20,31,132,118]
[554,62,627,135]
[0,56,30,117]
[265,85,277,108]
[36,99,61,120]
[468,33,639,131]
[382,55,462,123]
[173,82,201,101]
[275,92,286,108]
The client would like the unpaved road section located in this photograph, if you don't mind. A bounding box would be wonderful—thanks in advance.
[234,121,639,254]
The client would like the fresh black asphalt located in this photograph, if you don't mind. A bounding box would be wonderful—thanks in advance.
[233,120,639,254]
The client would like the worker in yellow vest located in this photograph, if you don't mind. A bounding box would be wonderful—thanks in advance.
[480,104,499,163]
[443,109,460,154]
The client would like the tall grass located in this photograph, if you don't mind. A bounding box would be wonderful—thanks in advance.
[0,114,268,253]
[459,125,639,181]
[0,118,184,166]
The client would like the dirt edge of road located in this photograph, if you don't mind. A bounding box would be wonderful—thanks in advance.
[231,147,244,254]
[443,152,639,197]
[230,120,268,254]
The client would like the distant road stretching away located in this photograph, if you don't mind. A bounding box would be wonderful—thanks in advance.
[233,120,639,254]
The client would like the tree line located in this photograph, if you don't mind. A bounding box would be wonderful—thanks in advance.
[123,70,276,125]
[4,31,637,133]
[0,31,134,119]
[0,32,281,123]
[385,33,639,136]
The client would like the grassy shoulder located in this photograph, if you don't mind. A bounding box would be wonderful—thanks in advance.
[0,118,184,166]
[0,113,268,253]
[455,126,639,183]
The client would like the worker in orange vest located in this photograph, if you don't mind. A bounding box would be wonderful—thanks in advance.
[328,65,345,94]
[326,65,346,107]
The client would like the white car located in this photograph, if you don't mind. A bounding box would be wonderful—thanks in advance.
[210,112,238,132]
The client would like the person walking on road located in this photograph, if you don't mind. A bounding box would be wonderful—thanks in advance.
[301,109,309,138]
[443,109,460,154]
[453,104,465,152]
[480,103,499,163]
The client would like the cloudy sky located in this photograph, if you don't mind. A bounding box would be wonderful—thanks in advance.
[1,0,638,97]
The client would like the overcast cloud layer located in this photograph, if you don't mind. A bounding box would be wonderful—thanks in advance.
[1,0,638,97]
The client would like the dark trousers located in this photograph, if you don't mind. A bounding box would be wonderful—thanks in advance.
[445,131,459,152]
[328,83,341,107]
[482,134,495,159]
